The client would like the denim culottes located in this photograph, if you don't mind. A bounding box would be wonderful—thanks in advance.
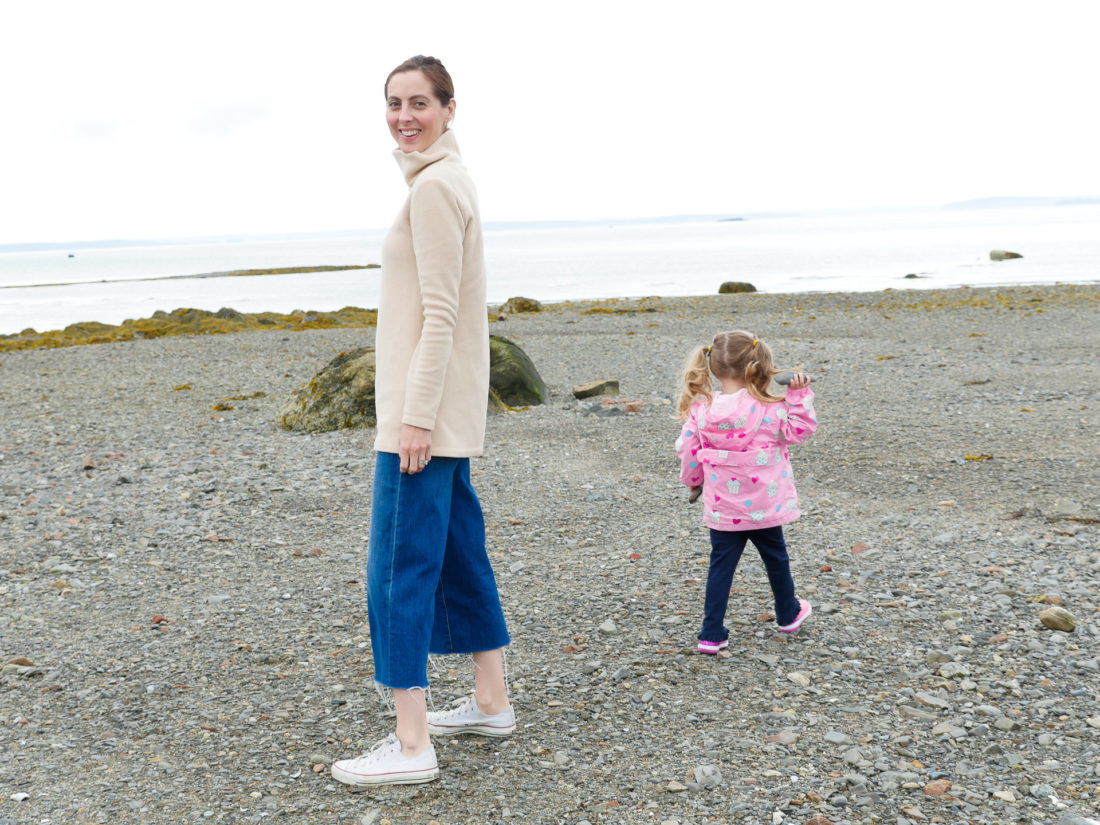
[367,452,511,689]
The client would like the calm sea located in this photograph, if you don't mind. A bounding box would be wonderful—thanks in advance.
[1,204,1097,335]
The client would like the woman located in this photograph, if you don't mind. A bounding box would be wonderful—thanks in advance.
[331,55,513,787]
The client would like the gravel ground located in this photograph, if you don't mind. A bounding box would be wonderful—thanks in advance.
[2,284,1099,825]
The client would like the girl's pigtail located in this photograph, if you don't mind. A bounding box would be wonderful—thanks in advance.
[677,345,712,420]
[744,357,784,403]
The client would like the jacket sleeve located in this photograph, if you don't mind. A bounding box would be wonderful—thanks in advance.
[675,405,706,487]
[777,387,818,444]
[402,174,468,431]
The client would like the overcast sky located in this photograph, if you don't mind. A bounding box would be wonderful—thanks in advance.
[3,1,1098,244]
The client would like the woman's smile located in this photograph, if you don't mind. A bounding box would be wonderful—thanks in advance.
[386,70,454,153]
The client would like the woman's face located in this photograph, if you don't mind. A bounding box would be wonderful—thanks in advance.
[386,70,455,153]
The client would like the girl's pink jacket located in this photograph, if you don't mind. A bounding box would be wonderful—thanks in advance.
[676,387,817,531]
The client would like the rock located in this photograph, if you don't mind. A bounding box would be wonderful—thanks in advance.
[938,662,971,679]
[1057,813,1100,825]
[693,764,722,789]
[666,780,687,792]
[802,818,834,825]
[824,731,853,745]
[991,789,1017,802]
[899,705,940,721]
[924,779,952,795]
[1039,606,1076,632]
[278,347,377,432]
[598,620,617,634]
[501,296,542,313]
[718,281,757,294]
[573,379,619,399]
[764,730,799,745]
[1047,498,1083,519]
[989,250,1023,261]
[489,335,549,408]
[787,672,811,687]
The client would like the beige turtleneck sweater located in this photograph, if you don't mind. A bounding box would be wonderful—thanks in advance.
[373,130,489,457]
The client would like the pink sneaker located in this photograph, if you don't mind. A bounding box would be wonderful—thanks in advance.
[697,639,729,655]
[777,599,812,633]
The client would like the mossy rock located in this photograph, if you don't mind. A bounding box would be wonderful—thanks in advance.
[718,281,757,294]
[501,296,543,313]
[489,335,548,407]
[278,347,376,432]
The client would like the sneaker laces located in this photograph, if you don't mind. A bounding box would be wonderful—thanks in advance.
[351,733,400,765]
[433,695,479,720]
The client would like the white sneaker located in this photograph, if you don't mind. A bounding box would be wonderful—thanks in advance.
[427,695,516,737]
[330,734,438,786]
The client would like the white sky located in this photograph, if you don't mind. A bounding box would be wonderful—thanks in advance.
[2,0,1098,244]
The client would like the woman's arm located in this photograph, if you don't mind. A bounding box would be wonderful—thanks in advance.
[402,175,468,432]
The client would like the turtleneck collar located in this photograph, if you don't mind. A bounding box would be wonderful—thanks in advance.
[393,129,462,187]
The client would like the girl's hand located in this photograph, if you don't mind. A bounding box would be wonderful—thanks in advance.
[788,373,811,390]
[399,424,433,474]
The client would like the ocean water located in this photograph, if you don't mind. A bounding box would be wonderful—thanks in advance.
[1,204,1097,335]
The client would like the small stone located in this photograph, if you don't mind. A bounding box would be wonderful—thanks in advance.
[693,764,722,789]
[765,730,799,745]
[993,716,1021,731]
[899,705,939,722]
[666,780,687,792]
[991,789,1017,802]
[824,731,853,745]
[787,671,811,687]
[1086,717,1100,729]
[938,662,971,679]
[990,249,1023,261]
[1039,606,1076,632]
[1030,783,1056,799]
[914,691,950,710]
[923,778,952,795]
[573,379,619,399]
[598,620,617,634]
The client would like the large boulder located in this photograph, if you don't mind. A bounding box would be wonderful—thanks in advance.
[718,281,757,294]
[489,335,548,408]
[279,337,547,432]
[501,296,543,313]
[278,347,376,432]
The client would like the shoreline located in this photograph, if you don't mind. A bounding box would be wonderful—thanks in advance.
[2,281,1097,352]
[2,282,1099,823]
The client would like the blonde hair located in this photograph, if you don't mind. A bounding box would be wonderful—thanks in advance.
[677,330,786,419]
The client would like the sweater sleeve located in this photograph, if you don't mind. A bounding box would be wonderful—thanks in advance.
[402,174,468,431]
[675,404,706,487]
[777,387,818,444]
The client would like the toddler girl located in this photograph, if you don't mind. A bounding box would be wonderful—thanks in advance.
[675,330,818,654]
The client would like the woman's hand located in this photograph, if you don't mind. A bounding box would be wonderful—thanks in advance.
[788,373,811,390]
[398,424,433,474]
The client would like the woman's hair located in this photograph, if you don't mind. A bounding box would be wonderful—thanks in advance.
[384,55,454,106]
[677,330,785,419]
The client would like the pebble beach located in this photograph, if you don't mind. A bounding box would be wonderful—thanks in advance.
[2,283,1099,825]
